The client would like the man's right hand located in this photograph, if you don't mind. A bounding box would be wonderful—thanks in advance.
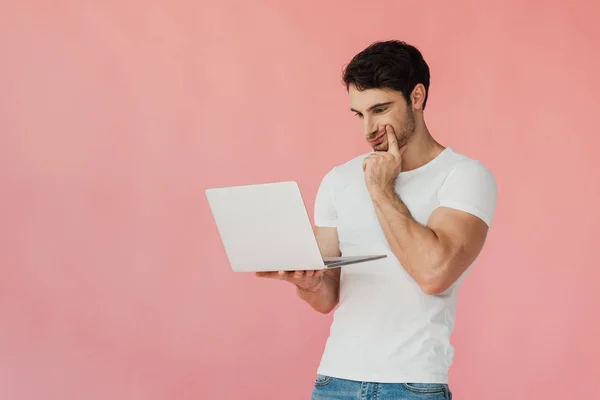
[256,270,325,292]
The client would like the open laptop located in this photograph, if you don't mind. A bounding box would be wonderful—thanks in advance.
[205,181,387,272]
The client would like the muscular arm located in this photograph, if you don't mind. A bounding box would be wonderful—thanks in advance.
[362,126,496,295]
[371,189,489,295]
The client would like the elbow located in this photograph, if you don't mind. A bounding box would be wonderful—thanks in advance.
[418,267,451,295]
[315,307,333,314]
[417,251,457,295]
[420,281,449,295]
[316,300,339,314]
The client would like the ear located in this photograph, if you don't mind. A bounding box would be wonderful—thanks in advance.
[410,83,427,111]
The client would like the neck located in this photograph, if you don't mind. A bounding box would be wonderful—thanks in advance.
[402,120,445,172]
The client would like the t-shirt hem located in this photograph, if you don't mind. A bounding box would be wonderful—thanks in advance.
[316,367,448,384]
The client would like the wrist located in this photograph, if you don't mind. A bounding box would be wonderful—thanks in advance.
[370,187,411,220]
[369,186,396,205]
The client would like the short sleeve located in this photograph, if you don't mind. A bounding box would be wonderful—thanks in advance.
[437,160,498,227]
[314,167,338,227]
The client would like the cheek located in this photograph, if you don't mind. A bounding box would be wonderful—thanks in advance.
[382,113,403,127]
[374,115,398,130]
[387,119,405,135]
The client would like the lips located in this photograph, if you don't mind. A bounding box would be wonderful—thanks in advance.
[370,134,385,145]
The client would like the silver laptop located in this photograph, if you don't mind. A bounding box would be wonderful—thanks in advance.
[205,181,387,272]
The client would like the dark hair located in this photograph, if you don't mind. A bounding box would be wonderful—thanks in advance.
[342,40,431,109]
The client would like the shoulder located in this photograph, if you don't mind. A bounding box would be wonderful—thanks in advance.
[443,149,496,187]
[316,153,369,198]
[326,153,370,181]
[314,153,369,223]
[436,149,498,227]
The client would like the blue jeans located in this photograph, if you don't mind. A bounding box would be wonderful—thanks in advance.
[311,375,452,400]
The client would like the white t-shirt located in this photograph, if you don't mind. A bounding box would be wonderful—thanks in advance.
[314,147,497,384]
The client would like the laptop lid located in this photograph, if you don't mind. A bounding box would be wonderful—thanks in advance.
[205,181,326,272]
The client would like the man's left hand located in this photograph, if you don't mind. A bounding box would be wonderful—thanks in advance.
[362,125,406,195]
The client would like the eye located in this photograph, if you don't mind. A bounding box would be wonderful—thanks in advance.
[373,107,385,114]
[354,112,363,118]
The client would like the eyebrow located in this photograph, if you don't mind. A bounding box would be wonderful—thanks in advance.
[350,101,394,114]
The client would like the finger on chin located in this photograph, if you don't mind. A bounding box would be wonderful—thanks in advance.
[385,126,399,152]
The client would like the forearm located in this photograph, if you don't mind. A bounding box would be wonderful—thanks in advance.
[371,189,449,291]
[296,271,340,314]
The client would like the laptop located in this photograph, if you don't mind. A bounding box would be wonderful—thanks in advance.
[205,181,387,272]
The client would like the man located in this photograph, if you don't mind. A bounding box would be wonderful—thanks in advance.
[257,40,497,400]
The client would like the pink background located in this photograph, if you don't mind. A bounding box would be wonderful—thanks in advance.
[1,1,599,399]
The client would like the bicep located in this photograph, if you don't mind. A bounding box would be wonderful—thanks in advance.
[427,206,489,275]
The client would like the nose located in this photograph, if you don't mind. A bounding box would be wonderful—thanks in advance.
[363,116,379,138]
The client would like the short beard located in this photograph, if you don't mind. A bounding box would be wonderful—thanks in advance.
[380,107,415,151]
[399,106,416,146]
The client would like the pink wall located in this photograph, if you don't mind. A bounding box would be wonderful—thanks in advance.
[1,1,599,399]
